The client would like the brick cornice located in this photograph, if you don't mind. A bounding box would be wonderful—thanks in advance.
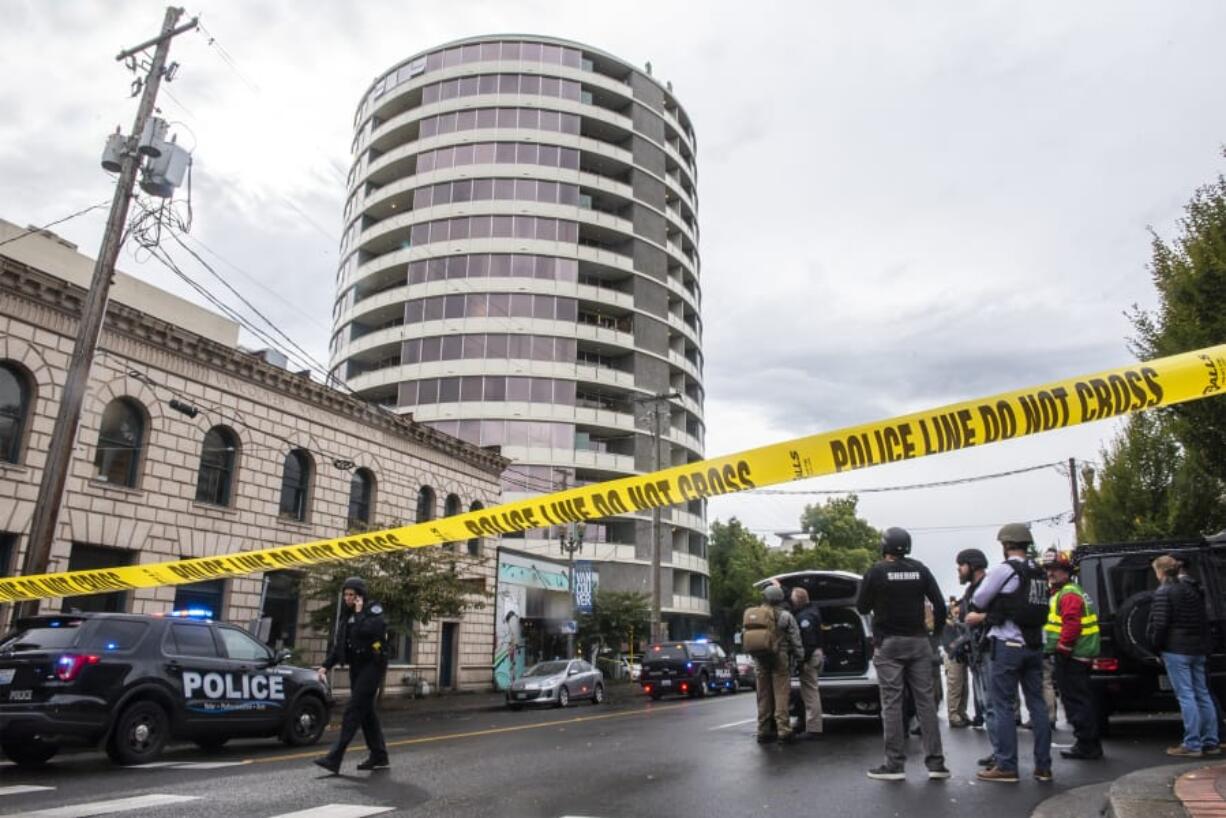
[0,254,509,476]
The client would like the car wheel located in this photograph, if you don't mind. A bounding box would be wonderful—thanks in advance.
[193,736,229,753]
[558,686,570,708]
[691,672,708,698]
[727,679,738,695]
[281,695,328,746]
[507,703,523,711]
[1,738,59,768]
[592,683,605,705]
[107,700,170,765]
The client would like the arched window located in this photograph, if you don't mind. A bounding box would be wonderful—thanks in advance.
[415,485,436,523]
[348,468,376,529]
[442,493,463,551]
[94,398,146,487]
[0,363,33,464]
[195,426,239,506]
[467,500,484,556]
[279,449,313,522]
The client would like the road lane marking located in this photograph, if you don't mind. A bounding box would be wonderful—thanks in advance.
[9,793,199,817]
[248,697,737,765]
[268,806,394,818]
[710,718,757,730]
[0,786,55,796]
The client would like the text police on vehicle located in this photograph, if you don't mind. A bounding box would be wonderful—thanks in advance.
[0,611,333,767]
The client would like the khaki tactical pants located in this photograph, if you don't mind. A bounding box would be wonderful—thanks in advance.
[798,650,824,733]
[755,653,793,738]
[946,658,969,724]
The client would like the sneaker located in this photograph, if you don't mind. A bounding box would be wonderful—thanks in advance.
[312,757,341,775]
[949,718,970,729]
[977,767,1019,783]
[867,764,906,781]
[928,765,951,780]
[756,733,777,745]
[356,757,390,771]
[1167,745,1204,758]
[977,754,996,768]
[1203,744,1222,756]
[1034,769,1053,782]
[1060,745,1103,760]
[778,733,797,745]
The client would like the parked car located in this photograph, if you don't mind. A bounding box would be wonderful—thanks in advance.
[640,640,738,699]
[1074,531,1226,735]
[734,653,757,689]
[506,659,604,709]
[754,570,882,727]
[0,611,332,768]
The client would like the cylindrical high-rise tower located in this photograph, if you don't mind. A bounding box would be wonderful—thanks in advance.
[330,36,706,638]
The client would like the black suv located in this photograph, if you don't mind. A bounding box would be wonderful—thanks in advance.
[640,640,739,699]
[0,612,333,767]
[1075,531,1226,734]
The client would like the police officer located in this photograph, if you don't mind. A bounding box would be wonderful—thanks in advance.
[313,577,390,774]
[752,584,802,744]
[790,586,824,739]
[856,527,949,781]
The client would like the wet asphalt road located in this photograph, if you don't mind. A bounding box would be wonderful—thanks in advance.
[0,686,1182,818]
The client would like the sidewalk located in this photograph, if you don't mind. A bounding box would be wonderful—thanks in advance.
[1174,763,1226,818]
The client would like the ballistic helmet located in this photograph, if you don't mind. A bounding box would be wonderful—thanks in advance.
[997,522,1033,547]
[763,584,785,604]
[880,527,912,557]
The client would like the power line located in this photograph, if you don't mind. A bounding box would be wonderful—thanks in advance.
[0,201,112,248]
[740,511,1073,536]
[747,462,1065,496]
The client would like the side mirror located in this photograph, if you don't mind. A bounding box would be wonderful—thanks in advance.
[272,648,292,665]
[568,667,580,676]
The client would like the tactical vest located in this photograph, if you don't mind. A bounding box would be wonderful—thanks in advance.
[1043,583,1100,658]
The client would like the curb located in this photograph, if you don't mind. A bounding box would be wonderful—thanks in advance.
[1104,761,1205,818]
[1174,763,1226,818]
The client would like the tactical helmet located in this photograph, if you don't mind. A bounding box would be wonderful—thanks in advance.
[955,548,989,571]
[880,527,912,556]
[763,584,785,604]
[997,522,1034,547]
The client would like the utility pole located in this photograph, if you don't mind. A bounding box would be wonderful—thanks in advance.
[556,469,585,659]
[1068,456,1082,544]
[14,7,198,620]
[634,391,679,644]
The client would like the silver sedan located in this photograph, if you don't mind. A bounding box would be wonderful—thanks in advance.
[505,659,605,709]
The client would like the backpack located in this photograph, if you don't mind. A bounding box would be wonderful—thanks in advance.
[998,560,1050,647]
[742,604,781,658]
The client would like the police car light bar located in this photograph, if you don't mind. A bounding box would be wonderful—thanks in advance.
[157,609,214,620]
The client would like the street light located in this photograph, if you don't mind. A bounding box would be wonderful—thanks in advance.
[560,519,586,659]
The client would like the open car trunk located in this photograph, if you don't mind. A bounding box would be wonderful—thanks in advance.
[760,571,870,677]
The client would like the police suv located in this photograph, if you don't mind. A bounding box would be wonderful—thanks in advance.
[0,611,333,767]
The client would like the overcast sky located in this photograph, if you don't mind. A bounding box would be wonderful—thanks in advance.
[3,1,1224,592]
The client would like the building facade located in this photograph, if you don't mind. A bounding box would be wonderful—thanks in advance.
[329,36,710,637]
[0,220,506,691]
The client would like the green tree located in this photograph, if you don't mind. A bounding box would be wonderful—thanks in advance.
[707,518,771,645]
[576,589,650,656]
[1130,163,1226,486]
[795,494,880,574]
[1080,412,1226,542]
[302,544,488,648]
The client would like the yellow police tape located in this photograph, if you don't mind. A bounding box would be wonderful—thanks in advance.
[2,344,1224,604]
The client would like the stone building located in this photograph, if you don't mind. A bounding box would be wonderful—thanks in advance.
[0,219,507,691]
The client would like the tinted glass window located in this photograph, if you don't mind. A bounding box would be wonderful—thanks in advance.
[688,643,709,658]
[525,661,568,677]
[0,620,84,651]
[1107,554,1161,611]
[84,620,149,652]
[218,627,272,661]
[169,623,220,657]
[648,645,686,661]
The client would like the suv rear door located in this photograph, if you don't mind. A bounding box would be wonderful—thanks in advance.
[0,617,89,707]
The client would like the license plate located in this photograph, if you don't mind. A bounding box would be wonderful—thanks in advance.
[516,693,528,700]
[661,680,671,687]
[0,669,13,686]
[1159,675,1172,691]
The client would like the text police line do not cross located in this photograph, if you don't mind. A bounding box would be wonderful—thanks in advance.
[1,344,1223,603]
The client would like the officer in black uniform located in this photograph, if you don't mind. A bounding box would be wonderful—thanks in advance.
[856,527,949,781]
[313,576,389,774]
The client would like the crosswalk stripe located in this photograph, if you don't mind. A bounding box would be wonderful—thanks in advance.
[9,793,199,817]
[0,786,55,796]
[167,761,250,770]
[267,806,394,818]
